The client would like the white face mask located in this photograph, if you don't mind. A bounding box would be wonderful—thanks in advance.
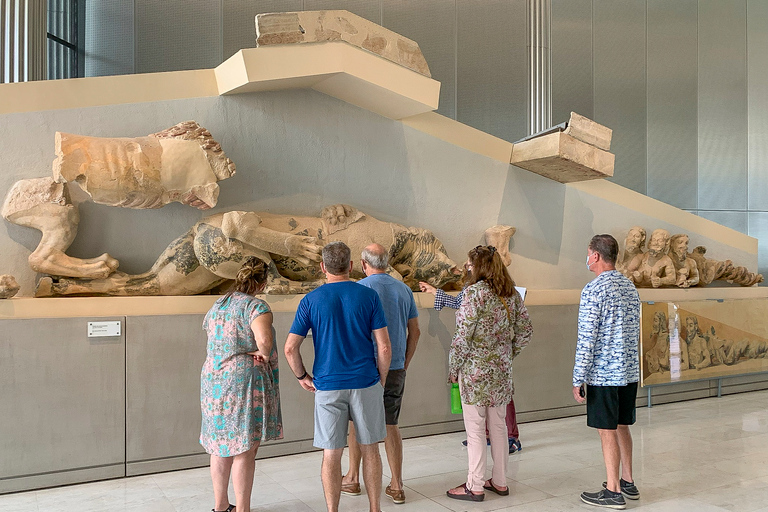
[586,254,592,270]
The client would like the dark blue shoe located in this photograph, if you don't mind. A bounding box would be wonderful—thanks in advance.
[508,437,522,453]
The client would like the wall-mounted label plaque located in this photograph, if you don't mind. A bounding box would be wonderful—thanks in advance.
[87,321,121,337]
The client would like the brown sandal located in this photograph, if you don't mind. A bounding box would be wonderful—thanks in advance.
[341,482,362,496]
[446,483,485,502]
[483,479,510,496]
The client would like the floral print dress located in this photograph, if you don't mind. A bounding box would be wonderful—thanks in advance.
[448,281,533,407]
[200,292,283,457]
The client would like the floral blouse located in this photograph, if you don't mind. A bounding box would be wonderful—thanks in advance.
[448,280,533,407]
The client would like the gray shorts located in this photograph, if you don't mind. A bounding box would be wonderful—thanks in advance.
[313,382,386,450]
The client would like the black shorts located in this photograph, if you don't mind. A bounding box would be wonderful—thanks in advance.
[384,369,407,425]
[586,382,638,430]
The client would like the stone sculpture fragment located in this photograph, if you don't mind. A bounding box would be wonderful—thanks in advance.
[36,204,462,297]
[619,226,763,288]
[0,275,20,299]
[256,10,431,78]
[2,122,235,280]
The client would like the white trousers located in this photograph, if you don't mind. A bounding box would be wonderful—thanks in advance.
[462,403,508,493]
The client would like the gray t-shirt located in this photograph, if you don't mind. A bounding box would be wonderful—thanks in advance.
[358,273,419,370]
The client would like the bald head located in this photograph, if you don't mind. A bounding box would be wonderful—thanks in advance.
[361,243,389,273]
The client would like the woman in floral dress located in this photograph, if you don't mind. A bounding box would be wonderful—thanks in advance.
[200,256,283,512]
[446,245,533,502]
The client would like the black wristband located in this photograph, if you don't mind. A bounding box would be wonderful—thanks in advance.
[297,371,308,380]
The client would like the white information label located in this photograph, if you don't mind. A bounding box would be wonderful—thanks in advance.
[87,321,121,337]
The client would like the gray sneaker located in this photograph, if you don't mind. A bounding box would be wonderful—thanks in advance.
[580,489,626,509]
[602,479,640,500]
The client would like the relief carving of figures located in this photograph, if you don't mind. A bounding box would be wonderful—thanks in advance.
[627,229,676,288]
[619,226,762,288]
[35,204,462,297]
[2,122,235,282]
[645,311,671,374]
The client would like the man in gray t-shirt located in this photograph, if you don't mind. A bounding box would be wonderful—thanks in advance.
[341,243,420,505]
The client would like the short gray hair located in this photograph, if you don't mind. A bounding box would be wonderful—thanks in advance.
[361,245,389,270]
[322,241,351,275]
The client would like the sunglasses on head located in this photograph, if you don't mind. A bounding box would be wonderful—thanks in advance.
[472,245,497,255]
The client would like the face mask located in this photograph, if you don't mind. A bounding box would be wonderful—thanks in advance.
[586,254,592,270]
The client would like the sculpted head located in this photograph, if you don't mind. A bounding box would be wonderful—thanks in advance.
[625,226,646,253]
[670,234,690,260]
[648,229,671,257]
[685,316,699,340]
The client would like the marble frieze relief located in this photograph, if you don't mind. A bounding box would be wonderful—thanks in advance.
[617,226,762,288]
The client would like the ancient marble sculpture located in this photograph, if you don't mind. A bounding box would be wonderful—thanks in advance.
[53,121,236,209]
[688,246,763,287]
[2,122,235,279]
[617,226,646,277]
[255,10,431,77]
[627,229,676,288]
[484,225,516,266]
[36,204,462,297]
[619,226,762,288]
[669,234,699,288]
[0,275,19,299]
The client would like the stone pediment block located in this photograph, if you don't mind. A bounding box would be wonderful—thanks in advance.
[510,131,615,183]
[256,10,431,78]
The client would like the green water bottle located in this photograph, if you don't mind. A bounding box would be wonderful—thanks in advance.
[450,383,463,414]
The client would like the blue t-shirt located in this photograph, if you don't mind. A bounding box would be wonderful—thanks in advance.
[289,281,388,391]
[358,273,418,370]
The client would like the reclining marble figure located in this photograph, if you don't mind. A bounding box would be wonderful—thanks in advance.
[35,204,462,297]
[2,122,236,279]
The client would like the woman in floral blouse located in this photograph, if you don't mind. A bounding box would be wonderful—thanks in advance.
[446,245,533,502]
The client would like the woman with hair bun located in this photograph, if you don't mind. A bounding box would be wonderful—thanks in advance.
[200,256,283,512]
[446,246,532,502]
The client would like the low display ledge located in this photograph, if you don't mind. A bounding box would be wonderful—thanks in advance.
[215,42,441,120]
[2,287,767,319]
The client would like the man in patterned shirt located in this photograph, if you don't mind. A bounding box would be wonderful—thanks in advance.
[573,234,641,510]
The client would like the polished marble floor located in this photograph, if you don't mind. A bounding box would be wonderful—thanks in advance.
[4,390,768,511]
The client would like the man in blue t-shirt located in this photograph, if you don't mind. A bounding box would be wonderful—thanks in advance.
[284,241,391,512]
[341,243,420,505]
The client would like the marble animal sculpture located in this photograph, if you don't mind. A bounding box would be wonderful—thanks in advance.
[619,227,762,287]
[36,204,462,297]
[2,122,236,280]
[0,275,19,299]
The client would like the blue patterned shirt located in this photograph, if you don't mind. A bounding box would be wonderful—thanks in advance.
[573,270,640,387]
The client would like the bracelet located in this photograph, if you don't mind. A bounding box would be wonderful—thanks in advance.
[297,371,308,380]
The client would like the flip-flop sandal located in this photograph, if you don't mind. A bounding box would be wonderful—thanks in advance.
[483,480,510,496]
[446,483,485,502]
